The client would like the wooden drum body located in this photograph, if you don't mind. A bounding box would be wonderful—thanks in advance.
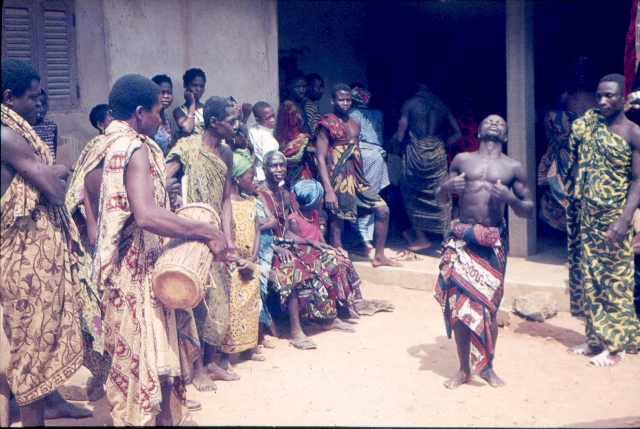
[152,203,220,309]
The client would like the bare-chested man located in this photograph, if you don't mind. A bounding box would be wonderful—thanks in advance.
[315,83,400,268]
[435,114,534,388]
[567,74,640,366]
[393,83,462,251]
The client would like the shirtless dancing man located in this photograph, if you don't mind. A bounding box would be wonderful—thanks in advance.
[435,114,534,388]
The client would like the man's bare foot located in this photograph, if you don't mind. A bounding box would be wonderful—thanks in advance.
[443,370,471,389]
[205,362,241,381]
[372,256,402,268]
[192,366,218,391]
[321,318,356,332]
[240,348,266,362]
[570,343,601,356]
[480,368,505,387]
[403,230,431,251]
[589,350,625,366]
[260,337,276,348]
[43,391,92,419]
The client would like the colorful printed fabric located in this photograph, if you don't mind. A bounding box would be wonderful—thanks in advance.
[153,112,172,156]
[256,199,274,329]
[565,109,639,352]
[402,132,451,235]
[166,134,230,347]
[537,110,575,231]
[32,118,57,163]
[317,113,384,222]
[65,134,111,380]
[304,99,322,137]
[434,219,508,376]
[92,120,199,426]
[257,188,337,320]
[277,100,315,185]
[1,104,83,405]
[222,197,260,353]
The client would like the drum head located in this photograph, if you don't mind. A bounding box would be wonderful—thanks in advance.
[153,270,203,309]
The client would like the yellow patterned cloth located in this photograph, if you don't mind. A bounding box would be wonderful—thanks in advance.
[92,120,199,426]
[566,109,640,352]
[221,197,260,353]
[0,104,83,405]
[167,134,231,346]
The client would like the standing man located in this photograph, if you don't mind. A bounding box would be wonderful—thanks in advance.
[435,114,534,389]
[1,58,84,426]
[83,74,227,425]
[277,71,315,185]
[393,83,462,251]
[567,74,640,365]
[305,73,325,136]
[315,83,400,268]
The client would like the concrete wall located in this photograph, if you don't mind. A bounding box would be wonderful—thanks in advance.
[51,0,279,167]
[278,0,368,114]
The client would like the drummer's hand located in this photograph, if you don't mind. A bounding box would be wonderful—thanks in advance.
[207,237,227,261]
[167,178,181,208]
[226,246,241,263]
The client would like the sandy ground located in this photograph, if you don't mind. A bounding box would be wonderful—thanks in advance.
[7,281,640,427]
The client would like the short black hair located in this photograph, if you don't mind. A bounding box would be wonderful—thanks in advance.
[89,104,110,130]
[108,74,161,120]
[306,73,323,86]
[331,83,351,98]
[286,70,306,87]
[183,68,206,87]
[2,58,41,98]
[152,74,172,87]
[599,73,625,93]
[203,96,234,127]
[252,101,272,120]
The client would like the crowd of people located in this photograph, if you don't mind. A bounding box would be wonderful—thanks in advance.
[1,54,639,427]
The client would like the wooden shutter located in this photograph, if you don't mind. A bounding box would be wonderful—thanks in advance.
[40,0,79,109]
[1,0,39,66]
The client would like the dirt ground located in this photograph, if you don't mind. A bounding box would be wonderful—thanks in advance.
[8,281,640,427]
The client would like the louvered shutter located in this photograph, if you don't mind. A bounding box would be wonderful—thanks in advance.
[40,0,79,109]
[1,0,39,67]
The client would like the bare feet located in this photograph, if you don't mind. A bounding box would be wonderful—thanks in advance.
[205,362,241,381]
[403,230,432,251]
[570,343,601,356]
[192,366,218,391]
[372,256,403,268]
[43,391,93,419]
[480,368,505,387]
[589,350,625,366]
[260,337,276,349]
[240,348,266,362]
[443,370,471,389]
[321,318,356,332]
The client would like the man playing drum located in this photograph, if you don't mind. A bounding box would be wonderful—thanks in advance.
[82,74,227,426]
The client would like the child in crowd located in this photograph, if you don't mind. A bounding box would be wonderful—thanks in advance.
[32,89,58,163]
[220,150,264,369]
[89,103,112,135]
[173,68,206,139]
[289,179,363,320]
[248,101,279,184]
[151,74,174,156]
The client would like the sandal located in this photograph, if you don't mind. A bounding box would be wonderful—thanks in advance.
[391,250,423,261]
[289,338,317,350]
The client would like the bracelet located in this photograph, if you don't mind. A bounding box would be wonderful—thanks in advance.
[187,113,196,118]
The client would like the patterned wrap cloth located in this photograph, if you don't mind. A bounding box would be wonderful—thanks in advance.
[256,199,274,329]
[402,131,451,235]
[222,197,260,353]
[1,104,84,405]
[434,218,508,376]
[565,109,640,352]
[92,120,199,426]
[316,113,385,222]
[65,134,112,383]
[166,134,230,347]
[277,100,316,186]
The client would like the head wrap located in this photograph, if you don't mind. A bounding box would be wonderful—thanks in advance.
[292,179,325,210]
[351,87,371,107]
[231,149,254,178]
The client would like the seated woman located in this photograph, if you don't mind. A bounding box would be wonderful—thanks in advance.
[289,179,362,319]
[173,68,206,140]
[256,151,356,350]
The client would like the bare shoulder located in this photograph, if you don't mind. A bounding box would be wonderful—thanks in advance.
[1,125,24,147]
[625,119,640,150]
[219,143,233,165]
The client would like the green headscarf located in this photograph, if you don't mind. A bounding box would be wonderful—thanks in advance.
[231,149,253,178]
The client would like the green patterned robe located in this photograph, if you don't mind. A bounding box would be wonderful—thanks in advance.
[566,109,640,353]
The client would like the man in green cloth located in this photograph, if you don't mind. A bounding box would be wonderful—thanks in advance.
[567,74,640,366]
